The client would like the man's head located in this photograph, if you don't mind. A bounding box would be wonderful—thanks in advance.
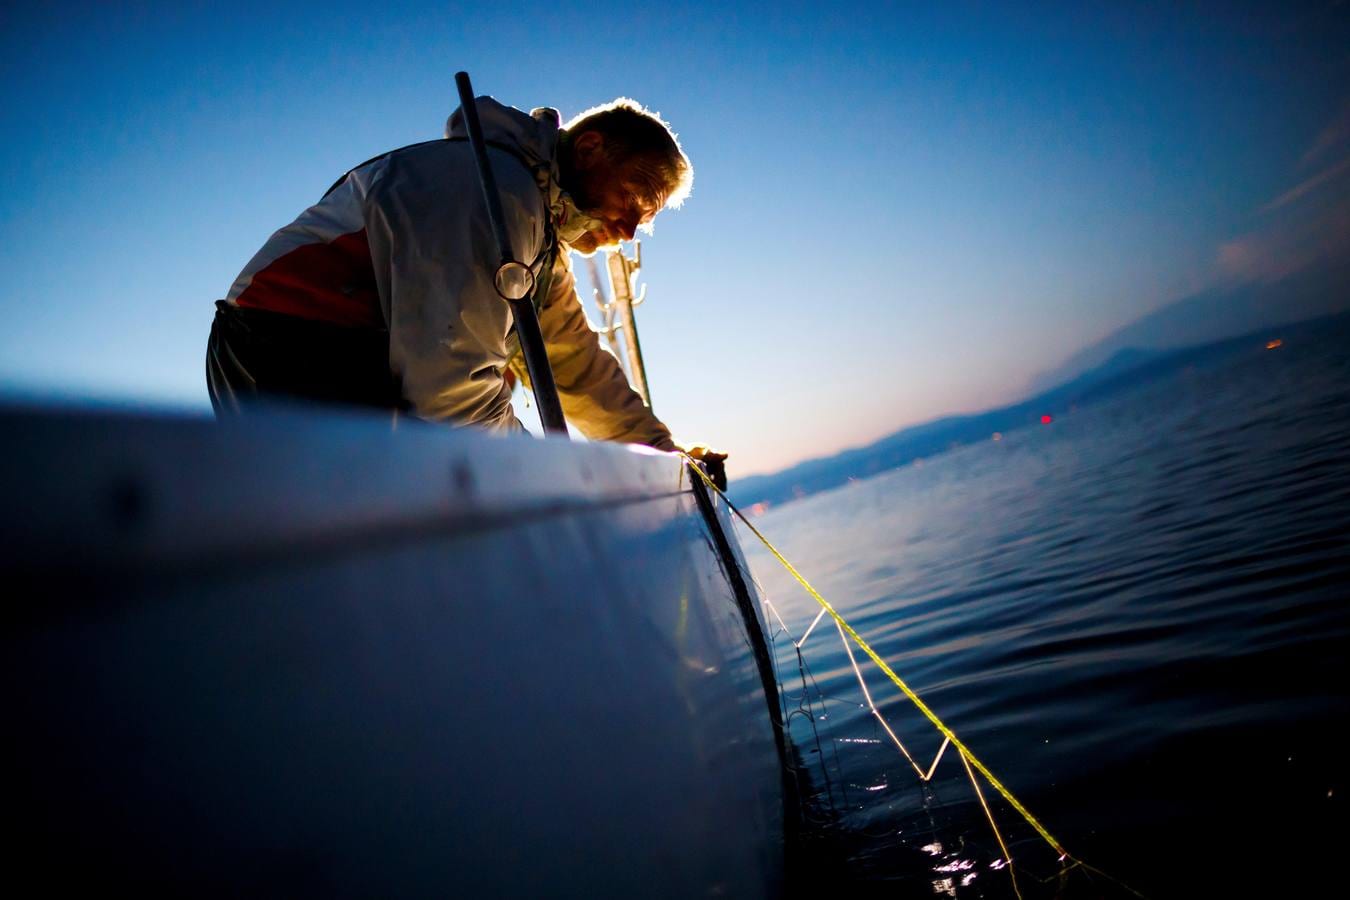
[556,98,693,254]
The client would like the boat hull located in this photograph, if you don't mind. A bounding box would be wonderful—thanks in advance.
[3,406,784,896]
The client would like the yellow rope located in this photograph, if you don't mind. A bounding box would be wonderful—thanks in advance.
[684,458,1071,860]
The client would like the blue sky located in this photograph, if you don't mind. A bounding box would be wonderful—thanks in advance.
[2,1,1347,474]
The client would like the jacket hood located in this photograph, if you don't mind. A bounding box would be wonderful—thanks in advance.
[446,97,560,188]
[447,97,599,244]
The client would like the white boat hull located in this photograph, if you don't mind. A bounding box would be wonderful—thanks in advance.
[3,406,785,897]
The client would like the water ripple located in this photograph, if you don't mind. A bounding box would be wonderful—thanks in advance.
[748,320,1350,897]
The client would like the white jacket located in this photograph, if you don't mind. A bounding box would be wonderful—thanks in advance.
[225,97,673,450]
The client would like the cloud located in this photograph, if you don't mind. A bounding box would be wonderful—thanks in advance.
[1260,155,1350,213]
[1216,102,1350,283]
[1300,99,1350,167]
[1217,195,1350,283]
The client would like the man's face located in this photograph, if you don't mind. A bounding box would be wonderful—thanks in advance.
[563,132,662,255]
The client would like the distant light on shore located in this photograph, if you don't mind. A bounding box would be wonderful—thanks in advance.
[1266,339,1283,350]
[1041,414,1054,425]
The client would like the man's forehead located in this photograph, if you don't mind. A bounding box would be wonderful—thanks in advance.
[628,187,662,218]
[616,173,666,216]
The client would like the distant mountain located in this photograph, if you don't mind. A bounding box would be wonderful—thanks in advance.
[728,311,1349,510]
[1027,259,1350,395]
[1050,346,1161,394]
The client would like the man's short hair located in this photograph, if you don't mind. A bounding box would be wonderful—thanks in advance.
[563,98,693,211]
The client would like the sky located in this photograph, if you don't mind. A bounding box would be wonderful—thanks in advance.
[1,1,1347,476]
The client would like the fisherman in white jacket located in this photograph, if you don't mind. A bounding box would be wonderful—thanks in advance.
[208,95,719,467]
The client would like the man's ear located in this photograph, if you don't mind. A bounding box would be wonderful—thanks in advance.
[571,130,606,170]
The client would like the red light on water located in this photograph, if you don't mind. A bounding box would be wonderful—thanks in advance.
[1041,414,1053,425]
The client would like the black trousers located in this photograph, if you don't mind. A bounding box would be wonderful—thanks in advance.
[206,301,405,416]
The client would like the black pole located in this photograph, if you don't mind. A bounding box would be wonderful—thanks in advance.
[686,462,800,857]
[454,71,568,435]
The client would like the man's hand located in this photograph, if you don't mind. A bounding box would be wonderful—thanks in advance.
[680,443,729,492]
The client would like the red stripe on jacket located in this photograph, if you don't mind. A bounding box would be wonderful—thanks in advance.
[235,230,383,328]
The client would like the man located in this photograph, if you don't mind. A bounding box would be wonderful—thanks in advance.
[207,95,723,474]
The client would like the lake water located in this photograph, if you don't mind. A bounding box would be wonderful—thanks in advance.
[740,318,1349,898]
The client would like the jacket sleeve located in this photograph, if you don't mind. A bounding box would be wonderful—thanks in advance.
[538,254,676,450]
[363,144,543,433]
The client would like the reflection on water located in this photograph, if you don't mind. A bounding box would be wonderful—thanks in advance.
[749,316,1350,898]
